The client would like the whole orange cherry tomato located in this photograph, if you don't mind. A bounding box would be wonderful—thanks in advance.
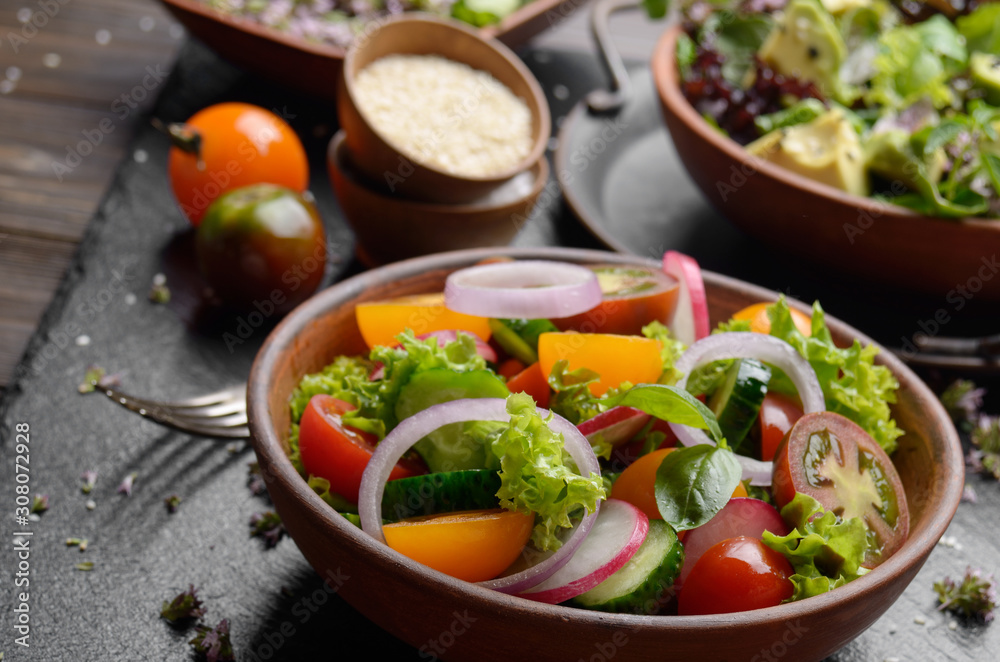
[167,102,309,225]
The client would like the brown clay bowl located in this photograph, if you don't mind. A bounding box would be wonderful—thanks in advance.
[651,24,1000,301]
[336,13,551,204]
[247,246,964,662]
[159,0,577,104]
[327,130,548,266]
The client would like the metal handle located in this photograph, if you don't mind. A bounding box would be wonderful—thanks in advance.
[585,0,642,114]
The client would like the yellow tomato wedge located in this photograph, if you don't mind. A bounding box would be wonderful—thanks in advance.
[537,332,662,396]
[611,448,748,521]
[382,509,534,582]
[732,302,812,336]
[354,293,492,349]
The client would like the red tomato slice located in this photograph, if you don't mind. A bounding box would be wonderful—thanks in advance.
[551,264,680,336]
[505,361,550,408]
[758,392,804,462]
[771,412,909,567]
[677,536,794,615]
[298,395,426,504]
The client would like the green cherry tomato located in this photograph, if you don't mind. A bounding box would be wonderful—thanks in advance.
[195,183,327,311]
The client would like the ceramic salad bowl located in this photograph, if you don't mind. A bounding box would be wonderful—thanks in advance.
[246,246,963,662]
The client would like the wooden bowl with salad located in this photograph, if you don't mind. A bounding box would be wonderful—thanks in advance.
[651,0,1000,300]
[159,0,577,103]
[247,245,963,661]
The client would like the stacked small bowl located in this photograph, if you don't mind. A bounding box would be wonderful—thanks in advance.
[330,13,552,266]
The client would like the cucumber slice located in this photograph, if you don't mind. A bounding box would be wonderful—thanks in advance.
[395,368,510,472]
[381,470,502,521]
[708,358,771,454]
[571,520,684,614]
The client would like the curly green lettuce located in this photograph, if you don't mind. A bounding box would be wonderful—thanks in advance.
[762,493,871,601]
[286,330,490,474]
[767,297,903,454]
[491,393,606,551]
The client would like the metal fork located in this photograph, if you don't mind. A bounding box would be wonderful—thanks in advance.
[101,383,249,438]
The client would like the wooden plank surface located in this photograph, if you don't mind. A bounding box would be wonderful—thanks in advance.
[0,0,665,391]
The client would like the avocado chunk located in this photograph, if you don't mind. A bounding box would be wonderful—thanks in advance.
[864,128,947,191]
[971,51,1000,106]
[746,108,868,196]
[757,0,848,101]
[820,0,872,15]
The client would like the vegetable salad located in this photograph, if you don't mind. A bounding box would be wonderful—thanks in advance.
[671,0,1000,218]
[284,255,909,615]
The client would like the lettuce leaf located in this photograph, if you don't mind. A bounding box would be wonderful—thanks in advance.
[546,360,629,425]
[285,330,490,474]
[766,297,903,454]
[640,320,687,385]
[762,493,871,601]
[866,16,966,111]
[491,393,606,551]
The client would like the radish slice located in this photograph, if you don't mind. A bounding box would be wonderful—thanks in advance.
[444,260,603,319]
[577,406,651,448]
[517,499,649,604]
[678,497,790,585]
[357,398,602,595]
[669,332,825,486]
[662,251,709,346]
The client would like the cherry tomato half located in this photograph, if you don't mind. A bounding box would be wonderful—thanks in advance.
[758,392,804,462]
[552,265,680,336]
[677,536,794,615]
[168,102,309,225]
[299,395,426,504]
[195,183,326,311]
[537,332,663,396]
[771,412,909,567]
[354,293,492,350]
[383,509,534,582]
[732,302,811,336]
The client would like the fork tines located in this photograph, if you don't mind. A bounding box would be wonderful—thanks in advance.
[102,383,249,439]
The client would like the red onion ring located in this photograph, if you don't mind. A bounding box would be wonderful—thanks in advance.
[669,332,825,485]
[443,260,603,319]
[357,398,602,594]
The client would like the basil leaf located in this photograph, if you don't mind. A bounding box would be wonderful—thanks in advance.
[605,383,724,443]
[654,444,742,531]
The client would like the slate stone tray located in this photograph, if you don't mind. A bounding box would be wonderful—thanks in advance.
[0,35,998,662]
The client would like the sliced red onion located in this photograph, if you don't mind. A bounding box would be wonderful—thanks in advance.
[443,261,603,319]
[669,332,825,485]
[357,398,602,594]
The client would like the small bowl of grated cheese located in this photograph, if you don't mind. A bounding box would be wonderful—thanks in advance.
[337,13,551,205]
